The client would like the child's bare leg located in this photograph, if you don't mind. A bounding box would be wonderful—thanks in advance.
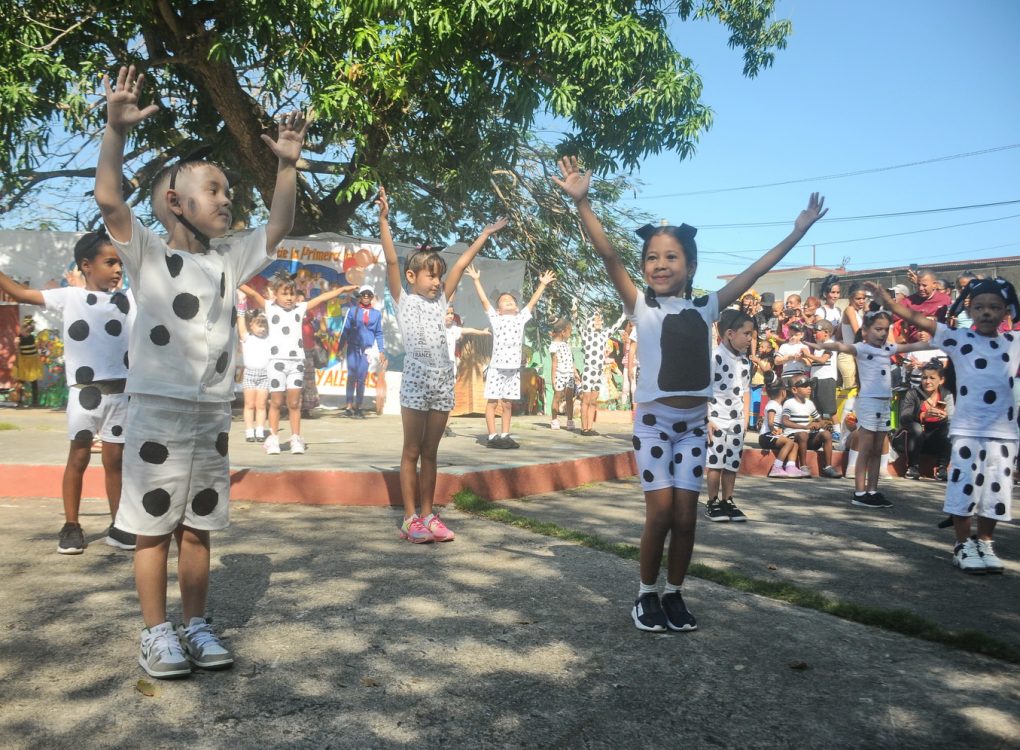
[865,432,882,492]
[976,516,998,541]
[62,441,92,524]
[243,389,256,431]
[269,391,284,433]
[417,409,450,518]
[551,389,562,418]
[485,400,498,435]
[706,468,721,499]
[500,399,512,434]
[101,441,124,520]
[286,389,302,435]
[666,490,699,585]
[779,438,797,463]
[564,393,575,420]
[721,469,737,499]
[255,390,268,432]
[951,515,973,544]
[818,431,834,468]
[400,407,428,517]
[176,525,211,622]
[639,488,674,584]
[794,432,808,466]
[135,533,173,627]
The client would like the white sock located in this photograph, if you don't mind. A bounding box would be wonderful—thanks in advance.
[245,428,255,438]
[846,449,859,475]
[854,490,867,497]
[255,428,265,438]
[773,458,783,468]
[500,432,510,438]
[880,452,890,473]
[663,582,682,595]
[488,433,498,440]
[638,581,658,597]
[785,460,797,469]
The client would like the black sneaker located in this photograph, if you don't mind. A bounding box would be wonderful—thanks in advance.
[246,435,256,443]
[905,465,921,480]
[342,408,354,417]
[725,499,747,522]
[705,499,730,522]
[105,524,137,550]
[935,466,948,482]
[353,409,366,419]
[486,436,509,449]
[57,522,86,554]
[661,592,698,631]
[851,492,892,509]
[631,592,668,632]
[501,435,520,449]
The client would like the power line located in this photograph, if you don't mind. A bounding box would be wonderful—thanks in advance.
[697,198,1020,229]
[631,143,1020,199]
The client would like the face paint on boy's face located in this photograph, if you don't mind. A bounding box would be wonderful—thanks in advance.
[169,164,233,240]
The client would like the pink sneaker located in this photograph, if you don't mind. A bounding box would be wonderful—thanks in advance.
[423,513,456,542]
[790,465,812,478]
[400,515,434,544]
[767,464,787,477]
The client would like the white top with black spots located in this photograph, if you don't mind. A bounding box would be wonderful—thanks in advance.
[398,291,451,370]
[934,323,1020,440]
[549,340,574,378]
[265,301,307,361]
[40,287,135,385]
[854,341,897,398]
[488,307,532,369]
[242,335,270,370]
[629,292,720,403]
[112,213,271,402]
[710,343,750,421]
[781,397,820,436]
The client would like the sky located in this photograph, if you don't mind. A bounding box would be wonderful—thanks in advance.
[620,0,1020,290]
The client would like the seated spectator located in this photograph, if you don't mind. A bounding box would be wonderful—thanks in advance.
[758,384,801,477]
[781,377,842,478]
[893,361,953,481]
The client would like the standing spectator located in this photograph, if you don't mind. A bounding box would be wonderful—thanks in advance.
[903,269,951,342]
[820,278,843,327]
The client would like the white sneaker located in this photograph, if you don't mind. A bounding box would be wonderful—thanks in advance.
[264,434,280,455]
[953,538,986,575]
[976,538,1004,574]
[139,621,191,679]
[290,434,306,454]
[176,617,234,669]
[550,419,560,430]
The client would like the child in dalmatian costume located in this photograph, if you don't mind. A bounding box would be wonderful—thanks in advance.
[555,154,828,634]
[378,188,507,543]
[577,311,625,435]
[0,230,136,555]
[869,279,1020,575]
[95,65,311,679]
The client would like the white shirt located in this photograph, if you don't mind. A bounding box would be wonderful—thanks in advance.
[855,341,897,398]
[445,324,463,363]
[629,292,720,403]
[265,301,307,360]
[549,340,574,378]
[933,323,1020,440]
[242,335,270,370]
[782,397,820,436]
[40,286,135,385]
[810,346,838,381]
[764,399,782,432]
[112,214,271,402]
[488,307,532,369]
[398,291,451,371]
[821,304,842,326]
[777,341,810,378]
[709,343,750,421]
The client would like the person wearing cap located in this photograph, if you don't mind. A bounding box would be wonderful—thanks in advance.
[775,322,812,388]
[780,377,842,478]
[340,284,387,418]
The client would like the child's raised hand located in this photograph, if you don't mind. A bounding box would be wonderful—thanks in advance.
[464,264,481,280]
[261,109,314,165]
[793,192,828,233]
[551,156,592,204]
[103,66,159,135]
[375,187,389,220]
[538,270,556,286]
[483,217,508,236]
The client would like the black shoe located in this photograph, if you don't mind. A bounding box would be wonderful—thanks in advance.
[851,491,892,509]
[246,436,256,443]
[725,499,747,522]
[631,592,668,632]
[905,465,921,480]
[486,436,509,449]
[935,466,948,482]
[104,524,137,550]
[57,522,86,555]
[353,409,366,419]
[661,592,698,631]
[579,428,600,437]
[501,435,520,449]
[343,408,354,417]
[705,499,730,522]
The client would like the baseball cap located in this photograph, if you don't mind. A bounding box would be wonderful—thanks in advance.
[889,284,910,297]
[358,285,375,296]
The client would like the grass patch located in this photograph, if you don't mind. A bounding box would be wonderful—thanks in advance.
[453,489,1020,665]
[0,422,19,431]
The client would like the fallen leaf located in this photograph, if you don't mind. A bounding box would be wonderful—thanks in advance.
[514,620,537,625]
[767,564,777,570]
[360,677,380,687]
[135,679,158,697]
[788,660,810,670]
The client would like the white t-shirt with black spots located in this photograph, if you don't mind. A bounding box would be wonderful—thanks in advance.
[709,343,750,422]
[488,307,532,369]
[398,291,451,371]
[112,214,271,402]
[629,292,720,403]
[265,301,307,360]
[934,323,1020,440]
[854,341,897,398]
[549,340,574,379]
[40,287,135,385]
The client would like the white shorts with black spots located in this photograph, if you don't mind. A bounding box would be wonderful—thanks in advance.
[484,367,521,401]
[117,394,232,536]
[632,401,709,493]
[66,389,128,443]
[243,367,269,390]
[553,373,575,392]
[268,358,305,393]
[943,436,1015,521]
[707,417,745,473]
[856,395,891,432]
[400,362,455,412]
